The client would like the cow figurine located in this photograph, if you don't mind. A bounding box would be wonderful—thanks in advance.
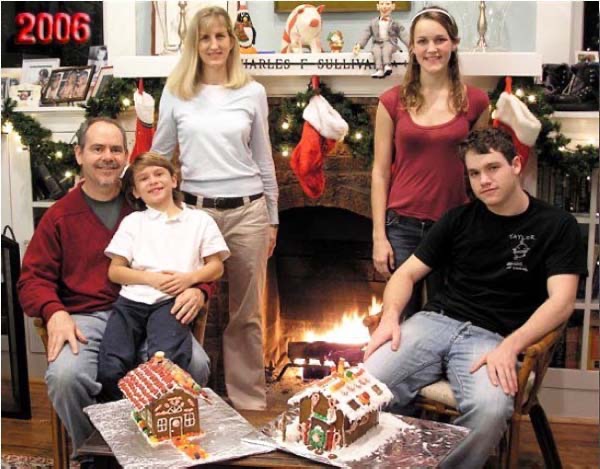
[281,4,325,53]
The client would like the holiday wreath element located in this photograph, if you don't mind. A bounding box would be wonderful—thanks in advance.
[269,81,374,164]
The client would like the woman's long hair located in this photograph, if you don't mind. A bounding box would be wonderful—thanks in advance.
[401,6,467,114]
[166,6,251,100]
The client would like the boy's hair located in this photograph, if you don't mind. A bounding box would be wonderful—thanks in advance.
[459,128,517,164]
[122,152,184,210]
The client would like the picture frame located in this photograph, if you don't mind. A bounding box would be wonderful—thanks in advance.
[576,50,599,63]
[8,83,42,108]
[41,66,94,105]
[91,66,114,98]
[21,58,60,90]
[274,1,411,13]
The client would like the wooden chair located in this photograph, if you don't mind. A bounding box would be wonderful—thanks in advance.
[33,317,70,469]
[32,304,209,469]
[363,313,565,468]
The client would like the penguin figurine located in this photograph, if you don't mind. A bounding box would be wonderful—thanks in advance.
[235,1,257,53]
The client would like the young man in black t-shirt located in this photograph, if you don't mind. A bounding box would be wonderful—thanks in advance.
[364,128,587,469]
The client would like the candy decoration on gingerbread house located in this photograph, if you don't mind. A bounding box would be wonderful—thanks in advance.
[119,351,205,445]
[287,365,393,453]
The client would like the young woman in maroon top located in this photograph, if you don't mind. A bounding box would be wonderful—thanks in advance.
[371,5,490,316]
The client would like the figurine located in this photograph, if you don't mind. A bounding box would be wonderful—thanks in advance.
[281,4,325,53]
[235,1,257,54]
[353,1,408,78]
[327,30,344,53]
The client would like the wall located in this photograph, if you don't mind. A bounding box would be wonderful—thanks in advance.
[135,1,538,55]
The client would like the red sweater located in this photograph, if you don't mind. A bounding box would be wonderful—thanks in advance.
[18,186,215,323]
[380,85,489,221]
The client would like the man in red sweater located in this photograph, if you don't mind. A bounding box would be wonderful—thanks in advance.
[17,117,212,459]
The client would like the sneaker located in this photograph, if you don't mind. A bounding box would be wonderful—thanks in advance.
[384,64,393,76]
[371,69,385,79]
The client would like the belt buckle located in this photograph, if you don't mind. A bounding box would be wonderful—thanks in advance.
[214,197,224,209]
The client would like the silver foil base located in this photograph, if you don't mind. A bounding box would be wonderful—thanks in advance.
[84,388,274,468]
[243,406,470,468]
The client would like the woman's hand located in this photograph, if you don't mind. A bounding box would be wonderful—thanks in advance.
[373,237,395,279]
[267,225,278,257]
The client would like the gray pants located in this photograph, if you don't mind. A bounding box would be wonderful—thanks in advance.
[372,42,395,70]
[45,310,210,457]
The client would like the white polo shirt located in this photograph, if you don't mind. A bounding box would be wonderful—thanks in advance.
[105,205,229,305]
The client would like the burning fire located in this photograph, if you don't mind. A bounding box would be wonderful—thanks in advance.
[301,297,382,344]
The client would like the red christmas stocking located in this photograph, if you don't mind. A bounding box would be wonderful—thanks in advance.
[291,122,336,199]
[130,80,155,163]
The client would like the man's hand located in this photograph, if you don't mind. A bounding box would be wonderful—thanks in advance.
[46,310,88,362]
[470,338,519,396]
[373,237,395,279]
[363,317,401,361]
[268,226,278,258]
[159,271,195,296]
[171,288,205,325]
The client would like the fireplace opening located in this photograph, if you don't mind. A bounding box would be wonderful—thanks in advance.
[265,206,385,373]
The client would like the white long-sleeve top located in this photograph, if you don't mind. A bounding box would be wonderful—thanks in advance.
[151,81,279,224]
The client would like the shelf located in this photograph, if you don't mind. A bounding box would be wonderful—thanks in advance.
[552,111,600,120]
[113,51,542,78]
[32,200,55,208]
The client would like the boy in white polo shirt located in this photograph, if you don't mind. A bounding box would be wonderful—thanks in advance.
[98,152,229,400]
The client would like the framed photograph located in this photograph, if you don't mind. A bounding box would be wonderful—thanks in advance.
[274,1,411,13]
[91,66,114,98]
[152,1,229,55]
[88,45,108,86]
[41,66,94,105]
[21,59,60,90]
[576,50,599,63]
[8,83,42,108]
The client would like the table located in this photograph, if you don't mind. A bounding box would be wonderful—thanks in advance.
[80,409,326,468]
[81,408,467,468]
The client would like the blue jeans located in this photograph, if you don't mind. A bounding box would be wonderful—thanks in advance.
[45,310,210,456]
[385,211,444,317]
[365,311,515,469]
[98,296,192,401]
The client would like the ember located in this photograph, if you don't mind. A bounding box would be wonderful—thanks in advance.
[277,297,383,381]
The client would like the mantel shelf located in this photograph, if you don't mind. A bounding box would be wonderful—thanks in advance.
[114,51,542,78]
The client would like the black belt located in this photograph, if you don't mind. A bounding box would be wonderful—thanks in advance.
[183,191,263,209]
[386,210,435,229]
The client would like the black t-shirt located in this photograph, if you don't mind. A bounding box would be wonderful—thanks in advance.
[415,195,587,337]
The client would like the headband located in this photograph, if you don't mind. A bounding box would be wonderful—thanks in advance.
[410,8,455,26]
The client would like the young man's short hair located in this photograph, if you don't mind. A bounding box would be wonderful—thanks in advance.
[459,128,517,163]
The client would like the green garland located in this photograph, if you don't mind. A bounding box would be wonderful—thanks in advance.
[269,82,374,162]
[1,75,596,200]
[489,77,598,179]
[1,78,166,196]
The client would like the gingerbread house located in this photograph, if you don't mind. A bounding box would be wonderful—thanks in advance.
[287,365,393,452]
[119,352,203,444]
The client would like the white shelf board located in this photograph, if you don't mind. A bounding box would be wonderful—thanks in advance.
[32,200,55,208]
[552,111,600,120]
[113,51,542,78]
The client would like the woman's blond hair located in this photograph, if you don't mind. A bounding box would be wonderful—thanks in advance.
[401,6,467,114]
[166,6,251,100]
[123,152,184,210]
